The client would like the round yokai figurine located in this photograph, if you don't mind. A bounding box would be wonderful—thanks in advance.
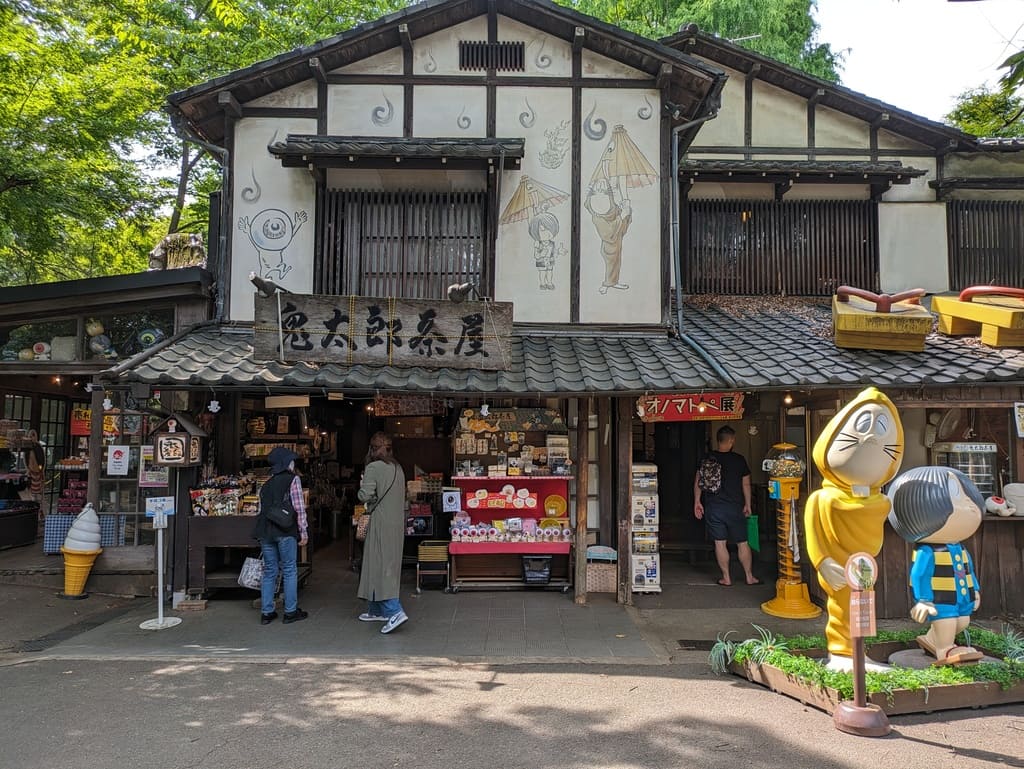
[887,466,984,665]
[804,387,904,671]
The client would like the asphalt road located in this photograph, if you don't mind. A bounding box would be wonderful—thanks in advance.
[2,655,1022,769]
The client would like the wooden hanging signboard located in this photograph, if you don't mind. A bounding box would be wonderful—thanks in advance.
[637,392,744,422]
[254,294,513,370]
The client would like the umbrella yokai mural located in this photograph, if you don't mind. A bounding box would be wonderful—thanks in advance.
[499,175,570,291]
[585,123,658,295]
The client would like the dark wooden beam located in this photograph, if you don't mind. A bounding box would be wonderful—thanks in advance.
[308,57,328,84]
[217,91,243,119]
[774,179,793,200]
[743,64,760,160]
[307,165,325,185]
[615,397,633,605]
[398,23,412,54]
[807,88,825,160]
[656,63,673,91]
[570,26,582,324]
[573,26,585,53]
[574,396,591,604]
[869,112,889,161]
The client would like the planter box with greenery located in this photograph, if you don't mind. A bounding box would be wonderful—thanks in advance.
[711,625,1024,716]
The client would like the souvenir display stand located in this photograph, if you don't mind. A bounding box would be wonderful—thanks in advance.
[448,476,573,592]
[186,481,312,596]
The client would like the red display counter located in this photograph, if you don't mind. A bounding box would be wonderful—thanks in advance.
[449,476,573,592]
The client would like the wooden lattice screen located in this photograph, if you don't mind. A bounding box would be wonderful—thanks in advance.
[317,189,487,299]
[947,200,1024,291]
[683,199,879,296]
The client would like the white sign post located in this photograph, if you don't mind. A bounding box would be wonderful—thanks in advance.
[140,496,182,631]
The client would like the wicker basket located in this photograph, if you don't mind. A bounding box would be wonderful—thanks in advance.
[586,562,617,593]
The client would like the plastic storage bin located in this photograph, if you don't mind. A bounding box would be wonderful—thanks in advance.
[522,555,553,585]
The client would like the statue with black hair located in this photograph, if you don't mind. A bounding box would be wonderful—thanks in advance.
[887,466,985,665]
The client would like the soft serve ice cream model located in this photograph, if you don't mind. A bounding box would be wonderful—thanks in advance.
[60,502,103,598]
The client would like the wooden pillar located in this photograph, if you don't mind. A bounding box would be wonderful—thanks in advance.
[597,397,613,546]
[86,386,103,508]
[574,396,591,604]
[616,396,633,605]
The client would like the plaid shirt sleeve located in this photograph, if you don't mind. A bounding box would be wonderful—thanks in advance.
[289,475,307,538]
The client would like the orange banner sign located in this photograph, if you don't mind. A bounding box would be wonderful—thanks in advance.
[637,393,745,422]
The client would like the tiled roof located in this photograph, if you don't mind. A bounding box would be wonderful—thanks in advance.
[269,136,525,163]
[103,303,1024,394]
[679,159,927,179]
[682,300,1024,389]
[104,323,724,394]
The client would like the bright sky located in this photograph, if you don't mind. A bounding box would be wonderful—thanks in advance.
[813,0,1024,123]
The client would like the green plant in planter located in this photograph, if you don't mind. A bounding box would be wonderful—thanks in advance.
[708,631,736,675]
[708,623,1024,699]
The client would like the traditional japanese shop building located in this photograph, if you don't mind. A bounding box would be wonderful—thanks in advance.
[87,0,1024,616]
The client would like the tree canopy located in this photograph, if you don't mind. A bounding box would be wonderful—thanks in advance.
[558,0,843,81]
[1,0,841,287]
[945,86,1024,139]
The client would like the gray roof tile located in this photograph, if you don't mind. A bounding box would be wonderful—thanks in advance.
[108,324,721,395]
[106,306,1024,394]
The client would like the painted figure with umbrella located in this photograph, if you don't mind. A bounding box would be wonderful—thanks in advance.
[500,175,570,291]
[586,123,658,295]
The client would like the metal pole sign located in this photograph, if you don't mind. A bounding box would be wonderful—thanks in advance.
[139,496,182,631]
[832,551,890,738]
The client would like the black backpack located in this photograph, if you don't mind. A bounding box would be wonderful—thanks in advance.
[698,454,722,494]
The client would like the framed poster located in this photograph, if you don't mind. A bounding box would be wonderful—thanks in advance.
[139,445,169,487]
[1015,402,1024,439]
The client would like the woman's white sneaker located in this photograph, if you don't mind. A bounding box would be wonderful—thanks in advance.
[358,613,388,622]
[380,611,408,634]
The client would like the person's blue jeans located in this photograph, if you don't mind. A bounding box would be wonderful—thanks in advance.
[261,536,298,614]
[368,596,403,618]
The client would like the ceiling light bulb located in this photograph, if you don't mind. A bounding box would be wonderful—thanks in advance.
[783,392,794,406]
[697,400,707,413]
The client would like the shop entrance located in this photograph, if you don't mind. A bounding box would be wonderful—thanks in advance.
[634,415,779,608]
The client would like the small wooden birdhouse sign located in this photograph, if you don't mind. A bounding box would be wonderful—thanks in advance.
[152,414,207,467]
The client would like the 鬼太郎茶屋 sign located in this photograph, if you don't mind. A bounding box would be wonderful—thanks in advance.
[637,393,745,422]
[254,295,513,371]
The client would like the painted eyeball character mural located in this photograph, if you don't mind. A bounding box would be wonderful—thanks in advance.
[238,208,307,282]
[804,386,904,671]
[888,466,984,665]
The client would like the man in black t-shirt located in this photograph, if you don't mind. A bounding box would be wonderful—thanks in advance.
[693,425,761,586]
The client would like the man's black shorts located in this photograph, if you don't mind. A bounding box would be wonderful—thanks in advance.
[704,499,747,544]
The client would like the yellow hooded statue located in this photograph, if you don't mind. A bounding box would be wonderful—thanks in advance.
[804,387,904,669]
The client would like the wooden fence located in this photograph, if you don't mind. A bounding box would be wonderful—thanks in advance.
[683,199,878,296]
[947,200,1024,290]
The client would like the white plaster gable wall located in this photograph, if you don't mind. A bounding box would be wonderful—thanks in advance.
[494,87,572,323]
[413,17,489,76]
[691,68,744,146]
[582,50,648,79]
[332,47,403,75]
[579,88,661,324]
[751,80,806,148]
[327,84,404,136]
[877,202,949,294]
[814,105,870,147]
[231,117,317,322]
[497,15,572,77]
[245,80,317,108]
[413,86,487,137]
[879,156,936,202]
[326,168,485,191]
[877,129,928,153]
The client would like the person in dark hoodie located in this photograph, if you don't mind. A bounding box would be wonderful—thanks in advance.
[253,446,309,625]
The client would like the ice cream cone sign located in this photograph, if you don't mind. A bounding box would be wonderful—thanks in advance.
[60,502,103,599]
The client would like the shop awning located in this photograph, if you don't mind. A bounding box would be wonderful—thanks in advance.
[679,297,1024,389]
[101,300,1024,395]
[269,135,526,170]
[101,322,726,394]
[680,159,926,198]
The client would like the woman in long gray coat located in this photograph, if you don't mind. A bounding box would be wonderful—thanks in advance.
[357,431,408,634]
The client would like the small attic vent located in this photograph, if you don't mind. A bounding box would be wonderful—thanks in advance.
[459,40,525,71]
